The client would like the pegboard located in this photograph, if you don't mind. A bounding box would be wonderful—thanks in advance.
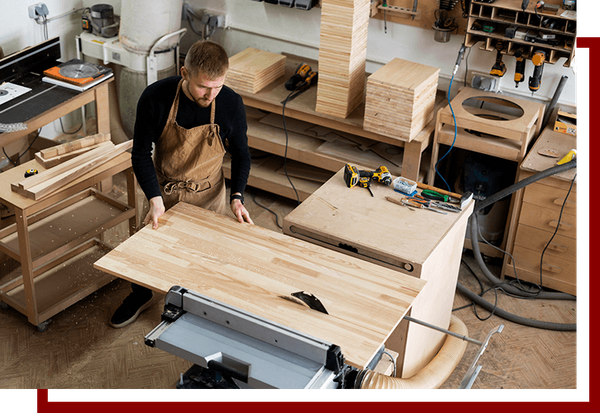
[369,0,565,36]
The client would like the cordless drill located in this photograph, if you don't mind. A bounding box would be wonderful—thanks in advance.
[343,164,392,197]
[490,40,507,77]
[529,50,546,94]
[514,48,526,88]
[285,63,318,91]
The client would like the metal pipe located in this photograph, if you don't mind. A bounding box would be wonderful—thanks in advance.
[542,75,569,130]
[404,315,482,346]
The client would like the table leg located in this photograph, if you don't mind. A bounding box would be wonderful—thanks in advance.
[126,167,139,235]
[15,209,39,326]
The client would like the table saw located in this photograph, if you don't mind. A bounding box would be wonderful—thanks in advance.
[94,201,427,388]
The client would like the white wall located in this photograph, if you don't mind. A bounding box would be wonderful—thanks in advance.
[0,0,584,141]
[185,0,578,107]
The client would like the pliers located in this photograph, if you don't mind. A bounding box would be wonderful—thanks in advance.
[404,195,447,215]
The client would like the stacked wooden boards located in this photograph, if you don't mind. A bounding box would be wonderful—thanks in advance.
[11,140,132,200]
[363,58,440,142]
[225,47,286,94]
[315,0,370,119]
[35,133,111,168]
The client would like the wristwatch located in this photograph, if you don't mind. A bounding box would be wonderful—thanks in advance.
[230,193,244,205]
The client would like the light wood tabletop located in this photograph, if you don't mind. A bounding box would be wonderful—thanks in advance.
[94,201,426,369]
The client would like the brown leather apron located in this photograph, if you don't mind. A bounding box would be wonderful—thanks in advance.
[154,79,227,215]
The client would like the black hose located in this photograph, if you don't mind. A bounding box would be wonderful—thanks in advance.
[542,75,569,131]
[459,158,577,331]
[456,283,576,331]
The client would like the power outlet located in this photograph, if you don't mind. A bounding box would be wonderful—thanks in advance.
[204,10,228,29]
[28,3,49,19]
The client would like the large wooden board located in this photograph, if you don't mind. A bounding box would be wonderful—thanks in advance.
[93,202,425,369]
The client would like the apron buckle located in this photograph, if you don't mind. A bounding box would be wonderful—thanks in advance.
[164,179,210,195]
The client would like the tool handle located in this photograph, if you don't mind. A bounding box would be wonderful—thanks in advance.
[415,182,461,200]
[421,190,448,202]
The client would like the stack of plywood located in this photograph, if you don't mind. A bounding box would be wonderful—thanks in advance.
[315,0,370,119]
[225,47,286,94]
[363,58,440,142]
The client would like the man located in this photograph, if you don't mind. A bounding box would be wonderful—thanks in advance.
[110,40,253,328]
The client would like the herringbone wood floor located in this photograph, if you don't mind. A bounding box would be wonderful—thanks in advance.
[0,173,578,390]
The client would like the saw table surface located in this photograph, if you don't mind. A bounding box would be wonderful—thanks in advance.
[94,202,426,369]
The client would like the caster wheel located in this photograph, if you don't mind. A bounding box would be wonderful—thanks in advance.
[36,320,51,332]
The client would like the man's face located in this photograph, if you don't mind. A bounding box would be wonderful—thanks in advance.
[181,66,226,108]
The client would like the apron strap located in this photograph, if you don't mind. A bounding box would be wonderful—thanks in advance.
[210,98,215,124]
[162,170,222,195]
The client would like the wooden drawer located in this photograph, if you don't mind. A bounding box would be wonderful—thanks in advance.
[511,245,576,295]
[518,202,577,239]
[514,224,576,263]
[523,182,577,216]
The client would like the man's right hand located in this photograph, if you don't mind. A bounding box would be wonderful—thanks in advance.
[144,196,165,229]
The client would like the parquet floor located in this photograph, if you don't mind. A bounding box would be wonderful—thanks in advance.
[0,172,579,391]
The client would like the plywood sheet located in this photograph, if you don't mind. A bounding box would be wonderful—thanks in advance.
[94,202,425,369]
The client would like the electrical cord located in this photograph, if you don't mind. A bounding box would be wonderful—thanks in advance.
[434,73,458,191]
[251,193,282,229]
[280,90,301,207]
[2,128,41,167]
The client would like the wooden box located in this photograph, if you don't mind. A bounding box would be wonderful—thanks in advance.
[225,48,286,94]
[363,58,440,142]
[283,168,474,378]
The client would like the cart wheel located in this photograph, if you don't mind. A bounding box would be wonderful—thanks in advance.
[0,302,8,310]
[36,320,51,332]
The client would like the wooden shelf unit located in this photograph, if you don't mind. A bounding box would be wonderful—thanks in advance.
[0,153,137,330]
[465,0,576,67]
[235,55,436,200]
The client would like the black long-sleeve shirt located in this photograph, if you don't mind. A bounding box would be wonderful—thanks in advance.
[131,75,251,201]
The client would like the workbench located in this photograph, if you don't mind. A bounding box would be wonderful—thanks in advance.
[0,76,112,150]
[93,202,426,370]
[0,152,137,331]
[225,55,435,201]
[282,168,474,378]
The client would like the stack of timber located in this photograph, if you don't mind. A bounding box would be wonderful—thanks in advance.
[225,48,286,94]
[363,58,440,142]
[315,0,370,119]
[11,140,132,200]
[35,133,112,168]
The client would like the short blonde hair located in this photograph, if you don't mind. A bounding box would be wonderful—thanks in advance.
[184,40,229,79]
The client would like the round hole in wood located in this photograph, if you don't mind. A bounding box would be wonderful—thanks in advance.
[462,96,525,121]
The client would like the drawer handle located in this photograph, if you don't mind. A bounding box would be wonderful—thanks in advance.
[548,243,568,253]
[549,220,572,231]
[553,198,576,208]
[542,263,562,274]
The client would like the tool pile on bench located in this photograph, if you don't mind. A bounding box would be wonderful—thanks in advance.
[10,133,131,200]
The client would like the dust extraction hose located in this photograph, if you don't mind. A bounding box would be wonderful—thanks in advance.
[357,316,468,389]
[461,159,577,331]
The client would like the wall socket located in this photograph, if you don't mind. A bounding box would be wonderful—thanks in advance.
[204,10,228,29]
[28,3,49,19]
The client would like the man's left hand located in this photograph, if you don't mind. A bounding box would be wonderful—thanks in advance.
[231,199,254,224]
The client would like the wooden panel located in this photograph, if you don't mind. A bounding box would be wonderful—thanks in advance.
[511,245,576,295]
[518,202,576,239]
[514,224,576,263]
[94,202,425,369]
[523,181,577,215]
